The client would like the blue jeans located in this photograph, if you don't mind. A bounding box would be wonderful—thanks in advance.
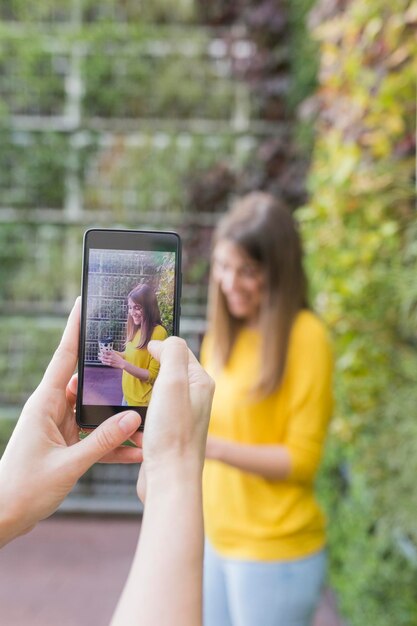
[203,540,327,626]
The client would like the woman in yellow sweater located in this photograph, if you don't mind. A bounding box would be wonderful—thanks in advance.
[100,283,167,407]
[201,192,333,626]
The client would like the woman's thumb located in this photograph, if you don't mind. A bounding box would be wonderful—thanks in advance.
[70,411,141,475]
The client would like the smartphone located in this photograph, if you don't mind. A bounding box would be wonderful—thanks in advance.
[76,228,181,431]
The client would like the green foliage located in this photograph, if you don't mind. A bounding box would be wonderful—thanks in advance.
[0,0,73,22]
[0,224,82,303]
[303,0,417,623]
[0,0,196,24]
[0,224,28,296]
[287,0,319,151]
[156,254,176,334]
[287,0,319,110]
[318,440,417,625]
[0,417,17,456]
[83,132,247,215]
[82,25,234,119]
[0,316,65,404]
[0,28,67,115]
[81,0,197,24]
[0,131,68,207]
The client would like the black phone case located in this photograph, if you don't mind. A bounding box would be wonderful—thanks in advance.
[76,228,182,430]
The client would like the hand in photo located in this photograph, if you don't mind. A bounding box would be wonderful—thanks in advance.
[99,349,126,369]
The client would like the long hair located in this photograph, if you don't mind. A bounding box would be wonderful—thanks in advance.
[208,192,309,397]
[125,283,163,349]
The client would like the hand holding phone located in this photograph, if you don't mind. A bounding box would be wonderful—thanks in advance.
[76,229,182,431]
[0,300,143,548]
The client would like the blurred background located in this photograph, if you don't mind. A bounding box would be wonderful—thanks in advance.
[0,1,416,624]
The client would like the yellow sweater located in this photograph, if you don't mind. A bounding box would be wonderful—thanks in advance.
[201,310,333,560]
[122,324,168,406]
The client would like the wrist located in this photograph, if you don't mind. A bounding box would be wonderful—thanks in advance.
[0,502,27,547]
[145,456,203,494]
[0,478,38,547]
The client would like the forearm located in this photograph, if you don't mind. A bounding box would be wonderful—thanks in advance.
[209,438,291,480]
[123,361,150,382]
[111,466,203,626]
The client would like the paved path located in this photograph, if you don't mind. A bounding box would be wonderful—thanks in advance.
[0,516,343,626]
[83,366,123,405]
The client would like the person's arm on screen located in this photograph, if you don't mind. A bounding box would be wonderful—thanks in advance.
[110,337,214,626]
[100,350,151,382]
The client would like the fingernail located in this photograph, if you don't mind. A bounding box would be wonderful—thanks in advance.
[118,411,141,434]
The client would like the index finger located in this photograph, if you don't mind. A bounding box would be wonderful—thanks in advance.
[150,338,206,380]
[41,298,80,391]
[148,337,189,377]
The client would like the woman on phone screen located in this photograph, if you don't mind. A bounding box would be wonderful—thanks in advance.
[100,283,168,407]
[201,192,333,626]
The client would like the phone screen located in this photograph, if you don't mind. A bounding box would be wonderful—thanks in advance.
[76,229,181,430]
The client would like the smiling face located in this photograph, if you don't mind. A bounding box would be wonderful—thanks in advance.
[213,239,265,325]
[128,298,143,326]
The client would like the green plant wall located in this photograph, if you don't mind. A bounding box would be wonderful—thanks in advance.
[301,1,417,623]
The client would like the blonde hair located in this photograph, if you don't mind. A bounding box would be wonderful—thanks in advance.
[208,192,309,397]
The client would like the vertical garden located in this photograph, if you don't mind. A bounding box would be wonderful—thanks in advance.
[303,0,417,623]
[1,0,417,622]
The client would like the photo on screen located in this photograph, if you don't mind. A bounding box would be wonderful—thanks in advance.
[82,248,175,409]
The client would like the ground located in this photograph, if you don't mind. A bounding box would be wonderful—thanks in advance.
[0,516,344,625]
[83,366,123,405]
